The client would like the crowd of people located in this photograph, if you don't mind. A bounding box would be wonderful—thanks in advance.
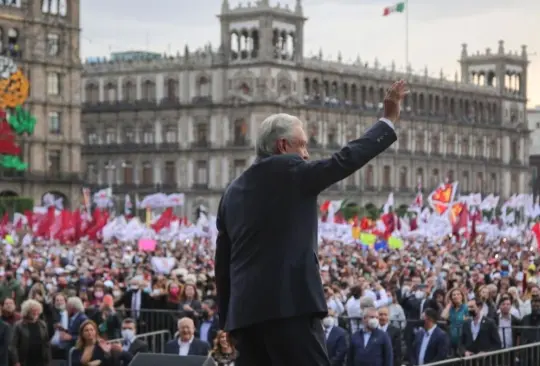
[0,231,538,366]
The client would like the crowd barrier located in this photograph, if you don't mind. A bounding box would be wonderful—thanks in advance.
[67,329,171,366]
[423,340,540,366]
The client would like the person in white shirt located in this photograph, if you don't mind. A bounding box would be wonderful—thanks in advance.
[164,317,210,356]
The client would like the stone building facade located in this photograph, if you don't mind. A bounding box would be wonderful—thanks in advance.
[0,0,82,208]
[81,0,530,217]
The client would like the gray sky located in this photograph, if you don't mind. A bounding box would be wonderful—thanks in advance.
[81,0,540,107]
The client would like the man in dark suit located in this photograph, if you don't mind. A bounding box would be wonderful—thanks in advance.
[348,307,393,366]
[59,296,88,348]
[164,317,210,356]
[215,81,407,366]
[114,278,151,331]
[198,299,220,347]
[0,318,10,366]
[495,296,521,348]
[411,309,449,365]
[120,318,149,355]
[378,307,402,366]
[460,299,502,357]
[323,316,348,366]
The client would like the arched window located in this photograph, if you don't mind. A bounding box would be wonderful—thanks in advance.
[123,80,136,102]
[165,79,177,99]
[105,83,116,102]
[462,171,469,191]
[431,169,440,187]
[510,140,519,162]
[141,80,156,101]
[476,172,484,192]
[165,126,176,143]
[233,118,247,145]
[123,127,135,143]
[475,139,484,157]
[431,135,440,155]
[198,76,210,97]
[59,0,67,16]
[446,135,455,155]
[490,173,497,193]
[399,130,408,151]
[416,168,424,188]
[7,28,19,57]
[416,131,425,152]
[105,128,116,144]
[461,138,469,156]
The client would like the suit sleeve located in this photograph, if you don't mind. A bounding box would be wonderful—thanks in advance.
[383,332,394,366]
[436,331,450,361]
[334,331,348,365]
[215,196,231,331]
[392,329,402,365]
[489,320,502,350]
[290,120,396,195]
[347,336,356,366]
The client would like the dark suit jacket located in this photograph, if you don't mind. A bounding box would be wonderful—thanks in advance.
[0,319,10,366]
[385,324,402,366]
[326,326,348,366]
[348,328,393,366]
[411,326,449,365]
[128,338,149,355]
[71,344,114,366]
[164,338,210,356]
[198,316,220,346]
[459,317,502,355]
[115,290,152,317]
[215,120,396,331]
[68,312,88,347]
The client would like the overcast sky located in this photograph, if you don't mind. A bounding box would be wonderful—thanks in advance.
[80,0,540,108]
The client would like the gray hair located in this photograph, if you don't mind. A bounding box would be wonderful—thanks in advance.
[363,307,377,319]
[255,113,302,157]
[21,299,43,318]
[359,295,375,309]
[67,296,85,312]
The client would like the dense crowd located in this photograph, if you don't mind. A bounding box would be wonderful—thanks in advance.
[0,232,539,366]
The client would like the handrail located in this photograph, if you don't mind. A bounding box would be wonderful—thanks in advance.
[423,340,540,366]
[67,329,170,366]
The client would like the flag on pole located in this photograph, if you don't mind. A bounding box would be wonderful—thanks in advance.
[383,2,405,16]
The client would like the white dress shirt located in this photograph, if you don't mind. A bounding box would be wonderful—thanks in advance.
[178,336,194,356]
[471,316,483,341]
[131,290,141,318]
[498,314,513,348]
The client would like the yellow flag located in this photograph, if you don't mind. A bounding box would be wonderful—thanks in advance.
[352,227,361,240]
[359,232,377,246]
[4,235,14,245]
[145,208,151,227]
[388,236,404,249]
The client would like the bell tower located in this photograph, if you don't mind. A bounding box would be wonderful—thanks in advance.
[218,0,307,64]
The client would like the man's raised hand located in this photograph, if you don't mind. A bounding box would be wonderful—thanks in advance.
[383,80,409,123]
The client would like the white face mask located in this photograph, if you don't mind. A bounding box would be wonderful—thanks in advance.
[121,329,135,341]
[322,317,334,328]
[415,291,425,300]
[367,318,379,329]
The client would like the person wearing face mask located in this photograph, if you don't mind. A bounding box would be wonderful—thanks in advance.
[348,308,393,366]
[411,309,449,365]
[114,278,151,331]
[119,318,148,357]
[199,299,220,347]
[459,299,501,358]
[322,315,347,366]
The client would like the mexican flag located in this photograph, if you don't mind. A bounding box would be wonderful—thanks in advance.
[383,2,405,16]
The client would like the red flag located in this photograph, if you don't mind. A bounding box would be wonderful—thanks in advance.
[152,207,174,233]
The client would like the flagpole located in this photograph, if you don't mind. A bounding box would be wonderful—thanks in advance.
[405,0,409,70]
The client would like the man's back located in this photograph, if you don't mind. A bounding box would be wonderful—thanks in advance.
[218,154,327,331]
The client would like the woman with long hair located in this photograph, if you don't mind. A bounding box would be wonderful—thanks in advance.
[71,319,116,366]
[178,283,202,320]
[441,288,468,355]
[9,299,51,366]
[202,331,238,366]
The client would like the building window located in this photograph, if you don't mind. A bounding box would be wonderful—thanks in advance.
[48,111,60,134]
[489,140,497,159]
[3,0,21,8]
[447,170,454,182]
[7,28,19,58]
[431,135,440,155]
[416,132,424,152]
[142,162,153,185]
[165,79,177,99]
[461,138,469,156]
[416,168,424,188]
[476,172,484,192]
[87,130,98,144]
[399,167,408,188]
[196,160,208,184]
[365,164,374,187]
[233,118,247,145]
[511,173,518,193]
[164,161,176,184]
[47,150,61,174]
[47,72,60,95]
[196,123,208,144]
[123,127,135,143]
[462,171,469,191]
[105,128,116,144]
[85,83,99,103]
[86,163,97,183]
[197,76,210,97]
[490,173,497,193]
[399,131,408,150]
[475,139,484,157]
[42,0,66,15]
[105,83,116,102]
[446,136,455,155]
[382,165,391,187]
[141,80,156,101]
[165,127,176,143]
[123,81,136,102]
[234,159,246,178]
[510,140,519,162]
[46,33,59,56]
[123,161,133,184]
[142,128,153,144]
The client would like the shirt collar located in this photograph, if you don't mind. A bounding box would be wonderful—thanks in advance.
[425,324,437,335]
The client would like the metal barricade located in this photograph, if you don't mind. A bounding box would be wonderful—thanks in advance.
[423,340,540,366]
[67,330,171,366]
